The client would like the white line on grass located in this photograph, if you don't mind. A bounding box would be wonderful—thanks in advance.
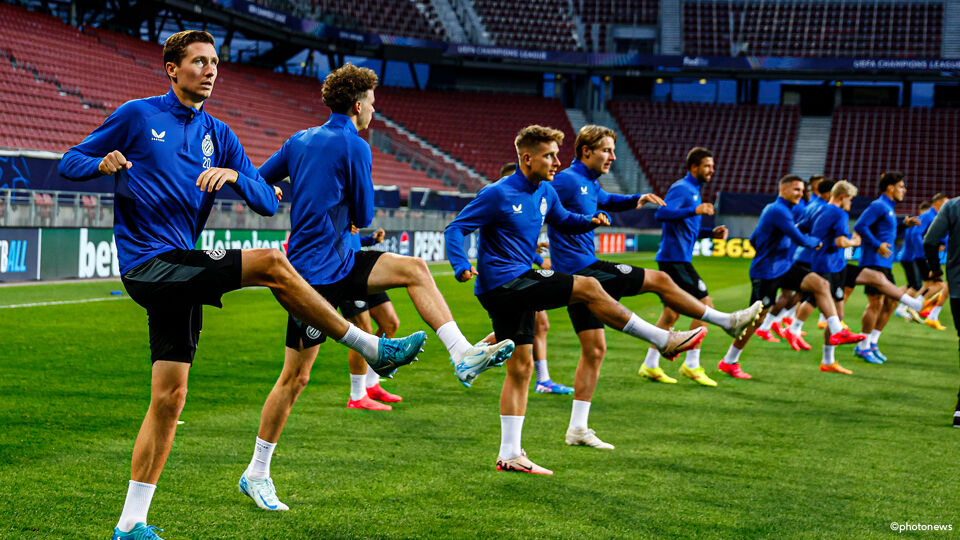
[0,296,130,309]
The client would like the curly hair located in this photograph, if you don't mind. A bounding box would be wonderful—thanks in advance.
[514,125,565,155]
[322,63,379,114]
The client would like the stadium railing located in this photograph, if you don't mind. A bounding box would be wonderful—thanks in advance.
[369,129,480,193]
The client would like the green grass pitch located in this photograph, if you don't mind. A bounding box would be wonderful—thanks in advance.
[1,254,958,538]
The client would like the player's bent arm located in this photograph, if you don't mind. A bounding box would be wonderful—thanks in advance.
[59,101,141,181]
[597,189,642,212]
[853,205,883,248]
[218,125,279,216]
[777,210,820,249]
[654,186,697,221]
[923,209,951,277]
[346,142,376,229]
[444,189,498,278]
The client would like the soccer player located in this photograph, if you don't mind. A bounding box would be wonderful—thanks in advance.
[639,146,762,387]
[916,193,950,328]
[243,63,515,510]
[719,175,864,379]
[549,132,761,443]
[921,196,960,427]
[58,31,426,540]
[445,125,706,474]
[896,201,930,323]
[342,227,403,410]
[852,172,921,363]
[809,181,869,374]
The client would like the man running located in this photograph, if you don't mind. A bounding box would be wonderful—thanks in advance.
[242,63,514,510]
[59,32,426,540]
[445,125,706,474]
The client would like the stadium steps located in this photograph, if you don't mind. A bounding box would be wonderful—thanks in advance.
[660,0,682,55]
[564,108,624,194]
[429,0,467,43]
[789,116,832,181]
[943,1,960,58]
[591,108,651,194]
[373,112,488,189]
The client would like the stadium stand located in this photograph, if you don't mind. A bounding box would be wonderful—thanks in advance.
[825,106,957,208]
[374,86,576,182]
[609,101,799,196]
[0,2,445,197]
[576,0,659,52]
[683,1,943,58]
[307,0,446,41]
[472,0,582,51]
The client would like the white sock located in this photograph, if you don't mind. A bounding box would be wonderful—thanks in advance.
[900,294,923,311]
[700,306,729,328]
[437,321,472,363]
[534,360,550,383]
[818,313,826,324]
[784,305,798,319]
[117,480,157,532]
[499,415,524,460]
[569,400,591,431]
[822,345,836,365]
[643,347,661,369]
[930,306,943,320]
[247,437,276,480]
[759,313,776,331]
[789,317,803,335]
[826,315,843,335]
[365,365,380,388]
[869,329,881,346]
[722,344,742,364]
[684,348,701,369]
[116,480,156,532]
[350,373,366,401]
[337,323,380,361]
[622,313,668,349]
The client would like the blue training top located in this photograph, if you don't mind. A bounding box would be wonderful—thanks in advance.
[749,196,820,280]
[547,159,641,273]
[444,169,604,295]
[259,114,375,285]
[655,173,713,263]
[854,194,898,269]
[810,203,851,274]
[59,89,278,274]
[793,196,825,264]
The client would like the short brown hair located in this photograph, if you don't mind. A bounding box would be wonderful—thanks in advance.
[779,174,804,185]
[919,201,932,212]
[163,30,215,79]
[831,180,857,198]
[499,162,517,177]
[878,171,904,193]
[322,63,378,114]
[574,125,616,159]
[932,193,948,203]
[686,147,713,169]
[514,125,564,155]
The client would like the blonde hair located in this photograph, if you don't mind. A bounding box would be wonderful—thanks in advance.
[514,125,564,155]
[574,125,616,159]
[831,180,858,199]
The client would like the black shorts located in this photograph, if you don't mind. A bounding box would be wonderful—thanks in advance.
[567,260,647,333]
[901,260,923,291]
[863,265,895,296]
[286,250,384,350]
[477,269,574,346]
[121,248,243,363]
[658,261,709,300]
[820,268,847,303]
[750,264,809,308]
[339,292,391,319]
[844,264,862,289]
[915,258,931,283]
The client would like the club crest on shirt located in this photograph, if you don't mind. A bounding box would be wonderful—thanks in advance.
[539,197,547,216]
[202,133,215,157]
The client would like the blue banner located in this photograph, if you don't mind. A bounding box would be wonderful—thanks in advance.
[0,228,40,282]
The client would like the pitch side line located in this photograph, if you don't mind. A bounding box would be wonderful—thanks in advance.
[0,296,130,309]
